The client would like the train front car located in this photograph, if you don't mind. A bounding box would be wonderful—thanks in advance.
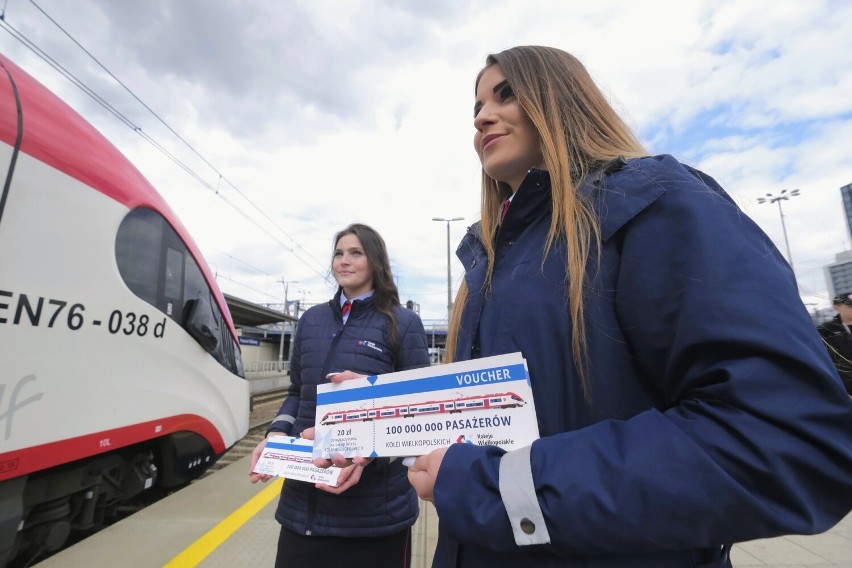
[0,55,249,567]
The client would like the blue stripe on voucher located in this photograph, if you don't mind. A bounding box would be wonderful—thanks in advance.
[316,363,528,405]
[266,441,310,453]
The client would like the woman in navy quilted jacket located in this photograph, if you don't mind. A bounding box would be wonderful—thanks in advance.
[407,45,852,567]
[250,223,430,568]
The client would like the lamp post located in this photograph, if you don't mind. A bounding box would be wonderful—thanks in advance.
[278,279,299,369]
[432,217,464,323]
[757,189,800,274]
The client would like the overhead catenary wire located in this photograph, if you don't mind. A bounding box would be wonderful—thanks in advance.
[213,272,317,305]
[24,0,328,276]
[0,1,332,284]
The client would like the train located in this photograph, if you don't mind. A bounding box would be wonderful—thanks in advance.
[319,392,526,425]
[0,54,249,567]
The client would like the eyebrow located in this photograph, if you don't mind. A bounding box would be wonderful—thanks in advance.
[474,79,511,116]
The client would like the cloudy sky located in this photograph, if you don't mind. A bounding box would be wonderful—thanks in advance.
[2,0,851,322]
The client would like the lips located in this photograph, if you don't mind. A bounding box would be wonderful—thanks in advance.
[481,133,505,152]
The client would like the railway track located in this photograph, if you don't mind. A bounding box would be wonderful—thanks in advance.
[196,390,287,480]
[4,392,287,567]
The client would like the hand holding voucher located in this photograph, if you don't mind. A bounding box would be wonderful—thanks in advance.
[406,447,449,503]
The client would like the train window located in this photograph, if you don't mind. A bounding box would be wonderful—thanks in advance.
[116,208,244,377]
[115,208,161,304]
[164,247,184,302]
[183,260,207,317]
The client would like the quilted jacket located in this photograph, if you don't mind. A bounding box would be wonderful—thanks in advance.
[268,291,430,537]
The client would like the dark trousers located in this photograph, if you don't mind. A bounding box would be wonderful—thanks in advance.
[275,526,412,568]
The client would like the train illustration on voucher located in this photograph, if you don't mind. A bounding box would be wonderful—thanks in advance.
[0,54,248,567]
[319,392,526,425]
[313,354,541,459]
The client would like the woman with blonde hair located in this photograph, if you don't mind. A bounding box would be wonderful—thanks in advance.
[407,45,852,567]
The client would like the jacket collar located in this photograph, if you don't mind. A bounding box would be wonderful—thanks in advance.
[498,168,552,242]
[330,289,375,316]
[463,156,670,255]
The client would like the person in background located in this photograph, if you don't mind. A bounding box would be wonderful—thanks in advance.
[407,45,852,568]
[817,293,852,395]
[249,223,430,568]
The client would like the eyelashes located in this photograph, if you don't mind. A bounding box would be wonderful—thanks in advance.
[473,84,516,117]
[498,84,514,101]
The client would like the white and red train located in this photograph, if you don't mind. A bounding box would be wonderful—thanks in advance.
[0,54,249,567]
[319,392,526,425]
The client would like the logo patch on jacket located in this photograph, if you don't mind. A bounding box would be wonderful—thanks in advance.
[358,339,384,353]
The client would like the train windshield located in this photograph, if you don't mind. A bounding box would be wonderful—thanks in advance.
[115,208,243,376]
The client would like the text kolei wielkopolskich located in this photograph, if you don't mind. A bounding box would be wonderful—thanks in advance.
[313,352,540,459]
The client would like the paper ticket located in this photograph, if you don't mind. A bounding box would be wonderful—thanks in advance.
[253,435,342,486]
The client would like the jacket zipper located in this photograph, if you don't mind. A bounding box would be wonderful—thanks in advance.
[306,302,347,534]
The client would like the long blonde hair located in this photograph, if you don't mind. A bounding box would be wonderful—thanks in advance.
[446,46,646,392]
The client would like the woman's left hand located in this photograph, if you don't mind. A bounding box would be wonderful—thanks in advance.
[407,447,449,503]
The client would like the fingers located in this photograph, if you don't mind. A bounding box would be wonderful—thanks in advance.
[312,453,352,469]
[328,452,367,468]
[313,454,373,471]
[313,457,334,469]
[405,448,448,503]
[317,463,364,494]
[326,370,366,383]
[250,438,265,461]
[301,427,315,440]
[407,455,427,471]
[407,468,434,502]
[401,456,416,468]
[249,472,272,484]
[248,438,268,481]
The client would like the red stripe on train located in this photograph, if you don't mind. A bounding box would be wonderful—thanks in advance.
[0,414,225,482]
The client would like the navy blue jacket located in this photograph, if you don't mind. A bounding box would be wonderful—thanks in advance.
[268,291,430,537]
[433,156,852,567]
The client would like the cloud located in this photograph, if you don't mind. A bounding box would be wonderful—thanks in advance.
[2,0,851,320]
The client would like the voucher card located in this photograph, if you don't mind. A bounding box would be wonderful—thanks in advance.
[314,352,539,459]
[253,435,342,486]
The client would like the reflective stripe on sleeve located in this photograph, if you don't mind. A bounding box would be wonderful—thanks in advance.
[272,414,295,426]
[498,445,551,546]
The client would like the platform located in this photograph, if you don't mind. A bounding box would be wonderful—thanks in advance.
[35,453,850,567]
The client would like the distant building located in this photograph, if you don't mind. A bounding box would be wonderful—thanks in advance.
[826,251,852,300]
[811,306,835,326]
[825,184,852,302]
[842,182,852,239]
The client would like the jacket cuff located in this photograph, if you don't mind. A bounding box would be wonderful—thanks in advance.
[499,444,551,546]
[265,422,292,437]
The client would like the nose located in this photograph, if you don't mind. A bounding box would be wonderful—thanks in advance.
[474,103,496,132]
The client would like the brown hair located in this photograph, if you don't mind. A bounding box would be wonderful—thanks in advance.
[332,223,401,343]
[446,46,646,393]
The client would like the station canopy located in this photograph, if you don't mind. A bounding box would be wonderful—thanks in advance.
[224,293,297,327]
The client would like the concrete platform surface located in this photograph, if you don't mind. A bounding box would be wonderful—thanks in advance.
[36,453,851,567]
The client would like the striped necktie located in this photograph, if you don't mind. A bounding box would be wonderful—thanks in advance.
[341,300,351,319]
